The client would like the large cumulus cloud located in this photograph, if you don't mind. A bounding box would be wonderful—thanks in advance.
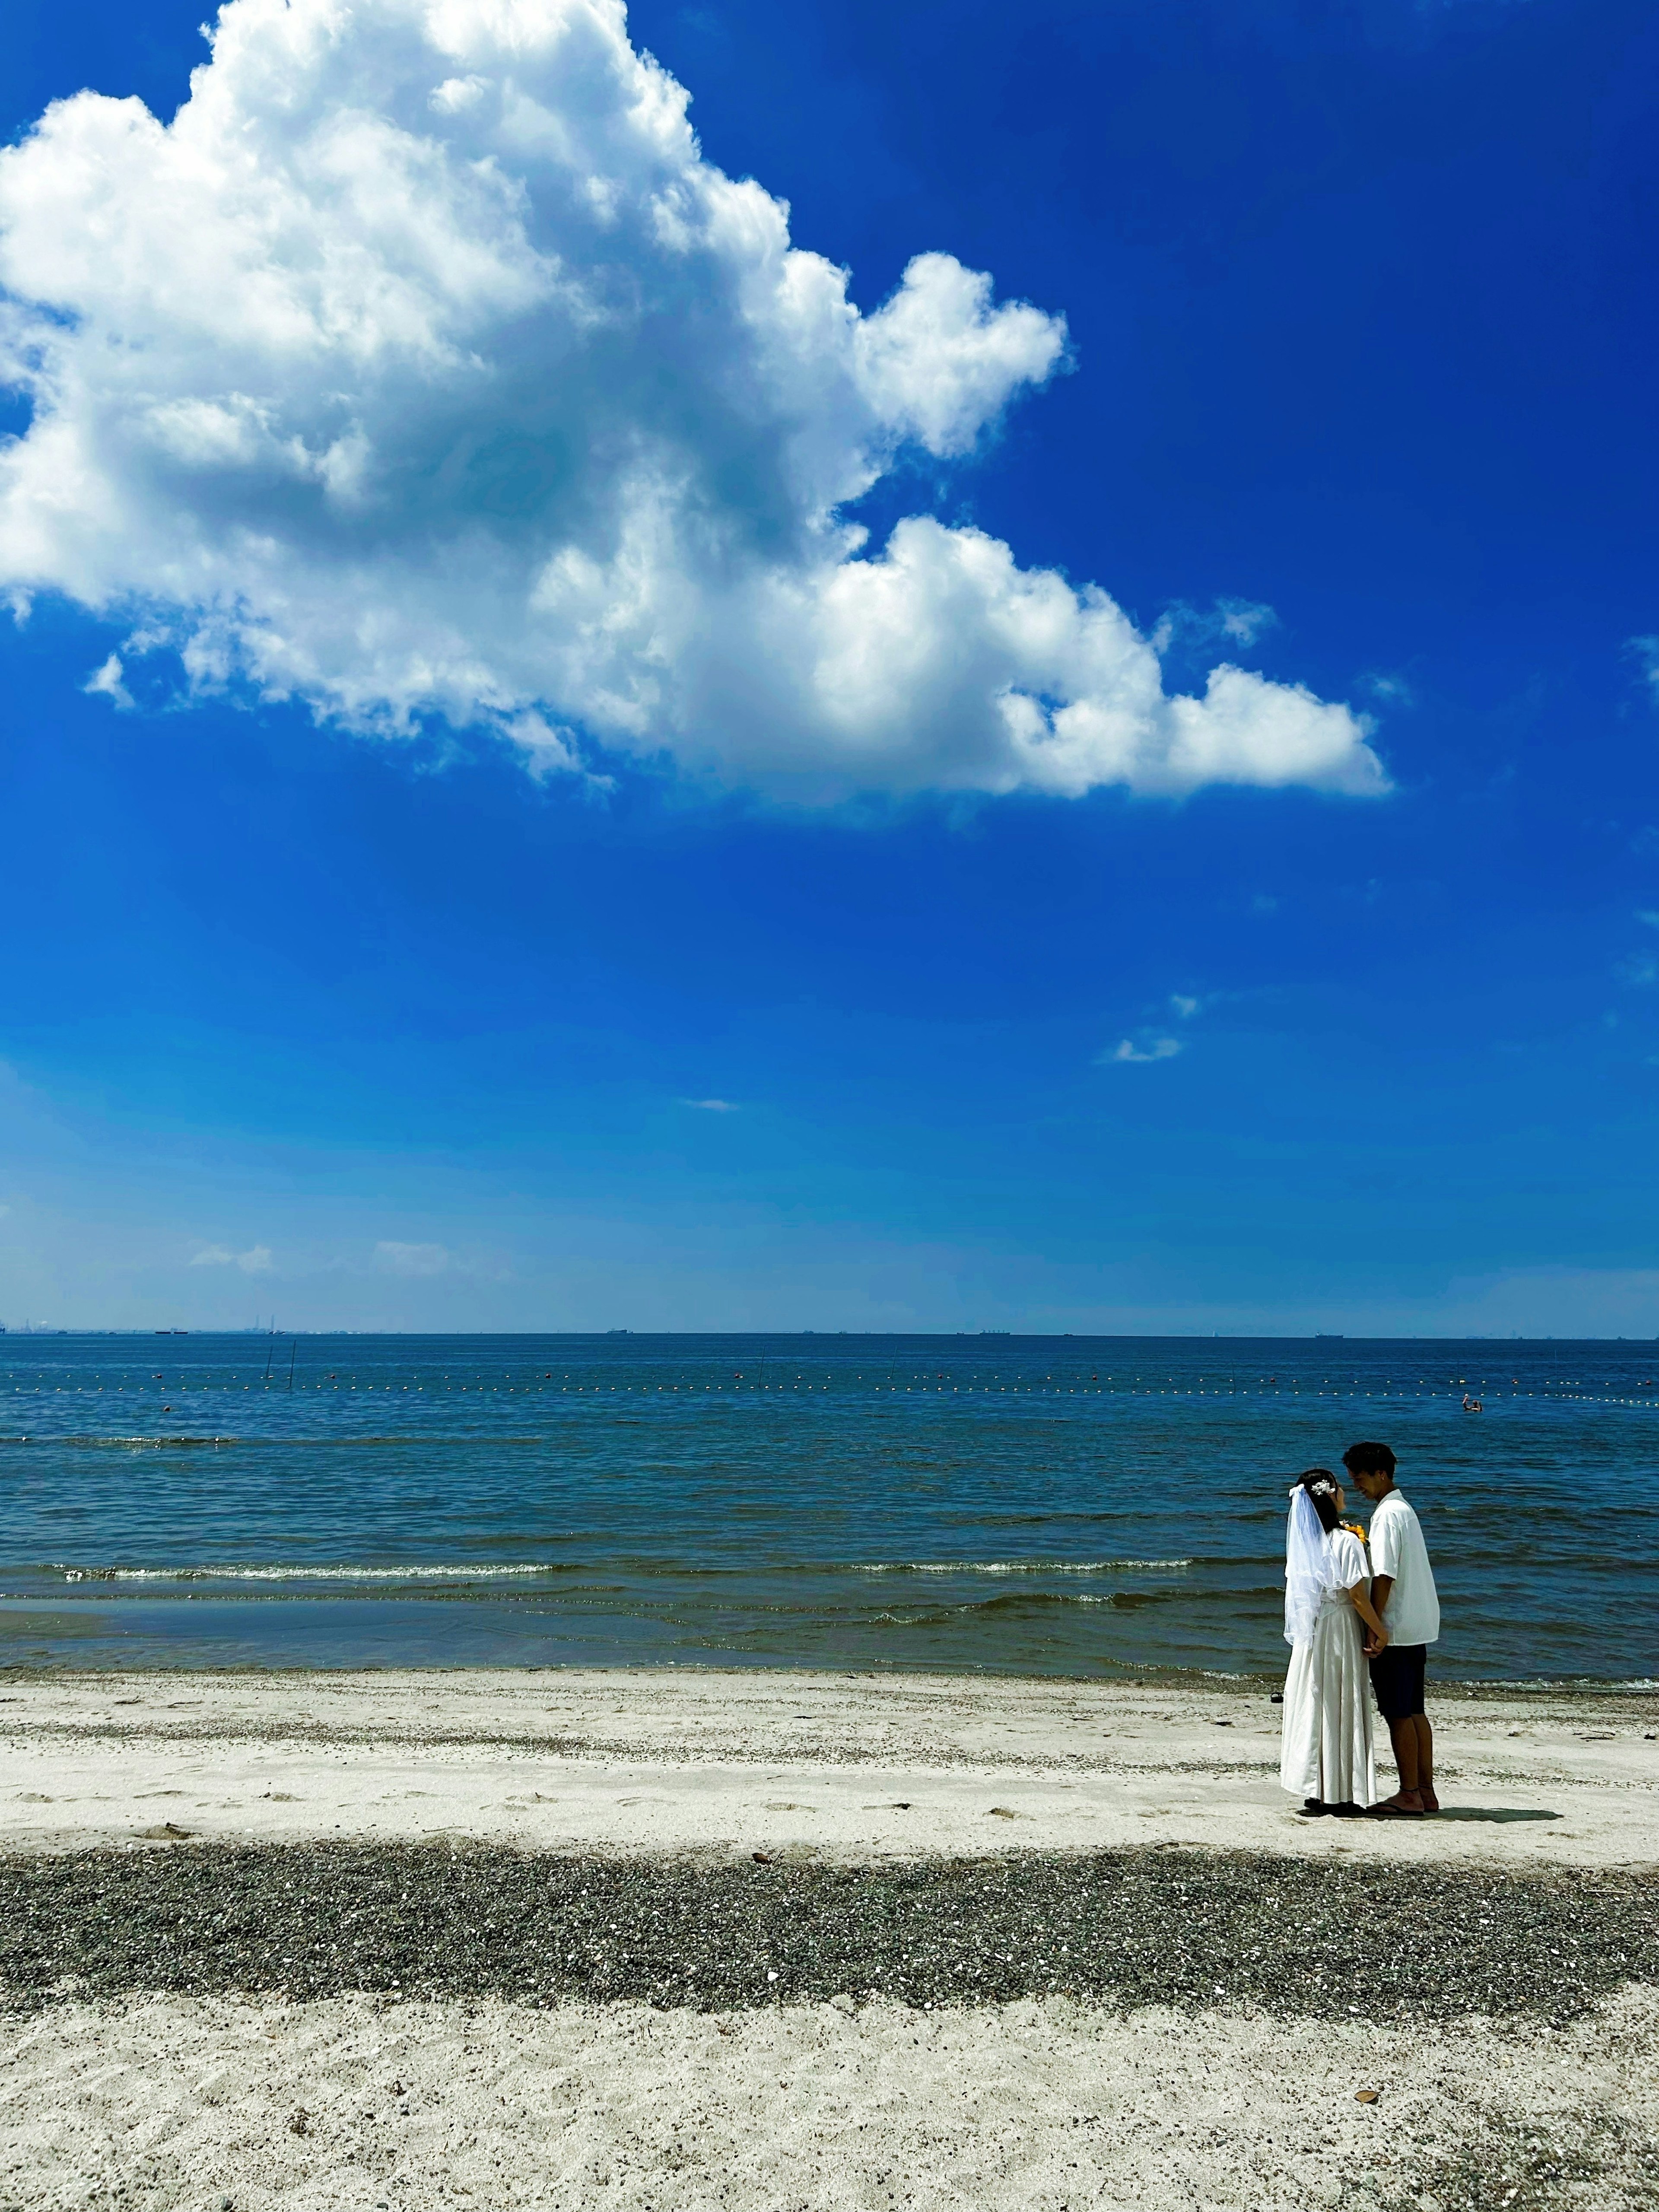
[0,0,1385,800]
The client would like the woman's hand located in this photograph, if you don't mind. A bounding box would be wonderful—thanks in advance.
[1347,1580,1389,1655]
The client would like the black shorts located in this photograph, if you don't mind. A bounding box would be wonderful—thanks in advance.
[1369,1643,1427,1722]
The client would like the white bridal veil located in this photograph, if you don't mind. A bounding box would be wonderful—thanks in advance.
[1284,1482,1341,1646]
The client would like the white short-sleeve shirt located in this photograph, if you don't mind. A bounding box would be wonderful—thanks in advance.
[1367,1489,1440,1646]
[1326,1528,1367,1594]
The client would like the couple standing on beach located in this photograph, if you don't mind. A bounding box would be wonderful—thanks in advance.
[1279,1441,1441,1819]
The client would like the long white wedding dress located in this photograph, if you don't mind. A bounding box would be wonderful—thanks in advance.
[1279,1526,1376,1808]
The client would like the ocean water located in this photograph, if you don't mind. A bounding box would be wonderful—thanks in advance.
[0,1333,1652,1681]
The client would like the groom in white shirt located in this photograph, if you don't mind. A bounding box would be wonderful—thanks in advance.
[1342,1440,1441,1817]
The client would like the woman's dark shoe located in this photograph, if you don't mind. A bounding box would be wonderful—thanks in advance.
[1298,1798,1331,1816]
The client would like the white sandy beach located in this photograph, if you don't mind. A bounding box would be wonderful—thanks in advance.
[2,1666,1655,1867]
[6,1986,1657,2212]
[2,1669,1656,2210]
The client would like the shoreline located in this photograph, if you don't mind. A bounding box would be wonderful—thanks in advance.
[3,1650,1656,1692]
[0,1592,1643,1690]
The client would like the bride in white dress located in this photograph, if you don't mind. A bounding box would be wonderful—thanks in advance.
[1279,1468,1389,1816]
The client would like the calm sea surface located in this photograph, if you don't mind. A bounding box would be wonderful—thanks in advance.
[0,1333,1652,1681]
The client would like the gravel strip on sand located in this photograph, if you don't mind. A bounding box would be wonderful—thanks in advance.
[2,1843,1653,2021]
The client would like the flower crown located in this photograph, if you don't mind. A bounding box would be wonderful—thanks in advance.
[1289,1476,1336,1499]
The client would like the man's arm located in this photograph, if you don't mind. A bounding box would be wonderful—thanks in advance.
[1368,1505,1399,1623]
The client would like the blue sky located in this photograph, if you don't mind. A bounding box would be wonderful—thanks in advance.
[1,0,1656,1334]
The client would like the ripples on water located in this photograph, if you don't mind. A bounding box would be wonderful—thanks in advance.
[0,1332,1651,1680]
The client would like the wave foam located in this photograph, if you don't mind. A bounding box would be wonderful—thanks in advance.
[7,1435,238,1449]
[853,1559,1192,1574]
[57,1562,575,1584]
[52,1556,1195,1585]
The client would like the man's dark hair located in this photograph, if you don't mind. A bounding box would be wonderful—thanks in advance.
[1342,1440,1396,1478]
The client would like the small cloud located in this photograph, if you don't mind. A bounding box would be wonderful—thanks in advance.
[1169,994,1201,1020]
[429,73,488,114]
[501,709,582,776]
[1359,671,1415,707]
[190,1243,272,1274]
[1152,599,1278,655]
[372,1240,450,1276]
[1102,1036,1182,1065]
[1617,953,1658,987]
[500,709,613,790]
[1637,911,1659,930]
[1249,893,1279,915]
[681,1097,740,1112]
[84,654,135,710]
[1627,636,1659,698]
[1216,597,1277,646]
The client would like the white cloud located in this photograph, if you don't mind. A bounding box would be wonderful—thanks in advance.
[1152,598,1278,655]
[1618,953,1658,987]
[1169,993,1200,1019]
[1216,598,1277,646]
[0,0,1386,805]
[1630,637,1659,699]
[372,1239,450,1275]
[1104,1036,1182,1065]
[1637,911,1659,929]
[190,1242,273,1273]
[1360,671,1415,707]
[83,653,135,709]
[681,1096,739,1111]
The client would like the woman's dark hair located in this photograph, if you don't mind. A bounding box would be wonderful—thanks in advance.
[1296,1467,1342,1534]
[1342,1440,1397,1479]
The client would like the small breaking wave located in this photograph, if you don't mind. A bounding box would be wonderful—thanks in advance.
[852,1558,1192,1574]
[3,1434,238,1449]
[55,1562,580,1584]
[48,1555,1195,1587]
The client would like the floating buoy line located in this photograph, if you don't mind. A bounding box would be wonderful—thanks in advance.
[4,1368,1658,1410]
